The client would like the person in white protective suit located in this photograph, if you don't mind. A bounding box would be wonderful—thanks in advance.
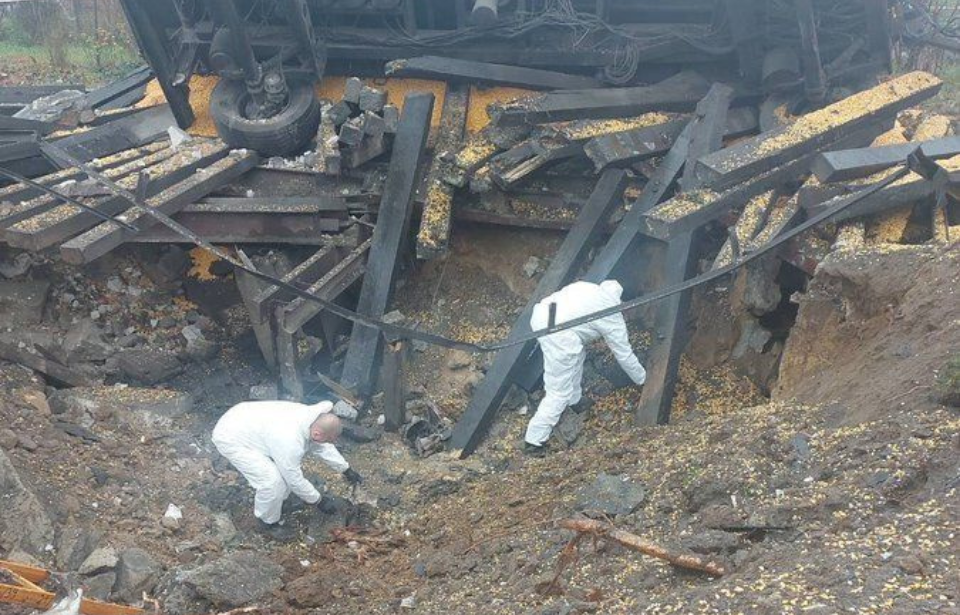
[212,399,363,538]
[524,280,646,454]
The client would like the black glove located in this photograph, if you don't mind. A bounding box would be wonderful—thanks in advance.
[342,468,363,485]
[317,497,337,514]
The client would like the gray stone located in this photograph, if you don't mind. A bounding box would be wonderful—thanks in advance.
[16,434,38,452]
[117,349,183,384]
[186,338,220,362]
[0,280,49,326]
[522,256,542,278]
[5,549,42,567]
[445,349,474,371]
[63,319,114,363]
[0,428,17,450]
[13,89,88,123]
[342,423,381,443]
[211,513,237,545]
[55,526,103,572]
[114,547,161,602]
[576,473,647,517]
[181,552,283,607]
[554,409,585,447]
[79,546,118,575]
[0,449,54,555]
[84,571,117,601]
[116,333,143,348]
[381,310,406,325]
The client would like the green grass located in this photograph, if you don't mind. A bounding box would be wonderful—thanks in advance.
[0,39,141,86]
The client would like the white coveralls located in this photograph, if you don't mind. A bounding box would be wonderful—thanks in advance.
[525,280,647,446]
[211,400,349,524]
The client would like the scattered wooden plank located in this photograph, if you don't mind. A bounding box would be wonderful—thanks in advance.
[417,86,468,260]
[0,144,179,230]
[126,210,344,244]
[643,121,891,239]
[449,169,629,457]
[59,150,259,263]
[711,190,776,270]
[4,141,227,251]
[385,55,603,90]
[584,108,756,171]
[0,141,167,210]
[680,83,735,191]
[742,191,803,253]
[281,239,372,334]
[339,93,434,396]
[235,252,280,369]
[491,71,738,127]
[694,72,943,190]
[85,65,152,110]
[811,136,960,183]
[635,84,732,426]
[0,115,55,135]
[253,244,340,322]
[47,104,178,165]
[381,339,406,431]
[0,84,84,105]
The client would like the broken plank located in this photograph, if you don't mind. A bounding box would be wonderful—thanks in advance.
[235,253,280,369]
[742,191,802,253]
[417,85,469,260]
[490,71,724,126]
[449,169,629,458]
[712,190,776,270]
[253,244,341,323]
[811,136,960,183]
[385,56,603,90]
[4,141,228,251]
[85,65,152,110]
[381,339,406,431]
[694,72,942,191]
[185,196,358,213]
[48,104,178,164]
[339,92,434,396]
[281,239,372,333]
[60,150,259,264]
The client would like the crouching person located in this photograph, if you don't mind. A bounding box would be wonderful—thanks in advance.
[212,399,363,539]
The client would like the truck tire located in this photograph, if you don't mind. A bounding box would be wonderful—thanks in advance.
[210,79,320,157]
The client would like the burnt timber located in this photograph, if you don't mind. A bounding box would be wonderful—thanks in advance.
[339,93,434,396]
[811,136,960,183]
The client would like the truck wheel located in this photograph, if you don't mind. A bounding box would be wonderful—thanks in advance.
[210,79,320,157]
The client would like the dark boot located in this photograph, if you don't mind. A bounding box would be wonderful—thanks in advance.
[523,442,548,457]
[571,398,594,414]
[257,520,296,541]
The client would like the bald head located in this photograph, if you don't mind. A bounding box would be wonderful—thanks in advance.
[310,413,342,444]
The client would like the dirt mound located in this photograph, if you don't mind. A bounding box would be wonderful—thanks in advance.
[777,244,959,424]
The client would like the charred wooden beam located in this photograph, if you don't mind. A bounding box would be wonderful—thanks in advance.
[127,211,344,244]
[417,86,468,260]
[680,83,735,191]
[694,72,942,191]
[385,55,603,90]
[635,84,732,426]
[0,145,180,230]
[59,150,259,264]
[491,72,737,127]
[253,244,340,323]
[381,339,406,432]
[4,141,227,251]
[644,120,894,239]
[811,136,960,183]
[449,169,629,458]
[0,341,99,387]
[85,65,152,110]
[742,191,802,253]
[0,142,167,213]
[47,105,179,165]
[281,238,372,334]
[339,93,434,396]
[712,190,776,270]
[584,108,757,171]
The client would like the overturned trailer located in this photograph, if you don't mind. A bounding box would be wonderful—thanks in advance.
[120,0,894,155]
